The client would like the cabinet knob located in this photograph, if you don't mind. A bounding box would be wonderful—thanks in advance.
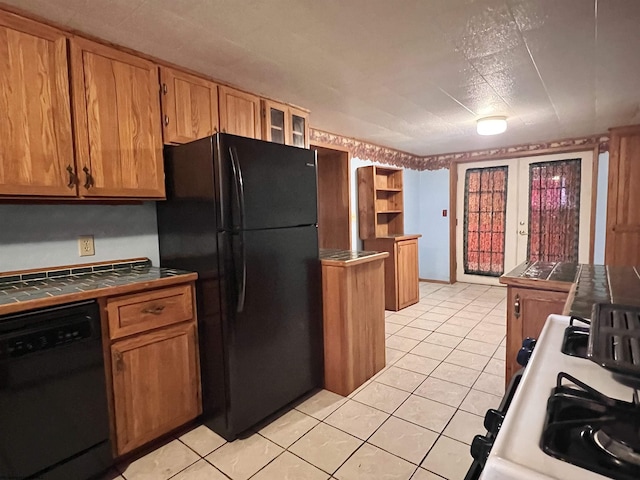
[66,165,77,188]
[82,166,93,190]
[164,115,169,126]
[514,294,521,319]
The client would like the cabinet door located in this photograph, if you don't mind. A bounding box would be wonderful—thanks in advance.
[262,99,286,144]
[111,322,201,455]
[505,286,567,385]
[397,239,419,308]
[605,126,640,266]
[289,106,309,148]
[160,67,219,144]
[70,38,164,198]
[0,12,75,196]
[218,85,261,139]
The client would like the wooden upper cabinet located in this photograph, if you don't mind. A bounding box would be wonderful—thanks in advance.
[69,38,165,198]
[262,99,287,144]
[289,106,309,148]
[605,125,640,265]
[262,99,310,148]
[159,67,219,144]
[0,12,75,197]
[218,85,261,139]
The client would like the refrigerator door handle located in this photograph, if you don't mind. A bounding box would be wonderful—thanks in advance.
[230,147,247,312]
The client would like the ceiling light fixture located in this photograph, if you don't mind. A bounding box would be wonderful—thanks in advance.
[477,116,507,136]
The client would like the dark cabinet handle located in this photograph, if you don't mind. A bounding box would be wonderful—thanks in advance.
[514,294,521,319]
[66,165,77,188]
[142,305,166,315]
[164,115,169,126]
[114,351,124,372]
[162,83,167,95]
[82,166,93,189]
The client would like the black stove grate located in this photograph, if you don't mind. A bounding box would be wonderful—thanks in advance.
[561,316,591,358]
[541,372,640,480]
[588,304,640,374]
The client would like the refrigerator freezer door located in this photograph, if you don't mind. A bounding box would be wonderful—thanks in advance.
[223,225,322,436]
[216,134,318,231]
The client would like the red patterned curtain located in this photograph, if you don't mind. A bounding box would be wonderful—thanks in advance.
[528,159,581,262]
[464,167,508,276]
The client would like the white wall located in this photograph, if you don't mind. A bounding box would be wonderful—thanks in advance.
[0,203,160,271]
[593,152,609,264]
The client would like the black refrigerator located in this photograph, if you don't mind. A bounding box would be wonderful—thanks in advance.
[156,133,323,441]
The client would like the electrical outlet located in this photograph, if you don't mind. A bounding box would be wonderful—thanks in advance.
[78,235,95,257]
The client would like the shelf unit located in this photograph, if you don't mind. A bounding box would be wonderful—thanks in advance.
[358,166,404,239]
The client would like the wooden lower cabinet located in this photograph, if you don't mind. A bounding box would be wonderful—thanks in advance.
[363,235,421,311]
[321,253,387,396]
[505,286,568,385]
[106,283,201,456]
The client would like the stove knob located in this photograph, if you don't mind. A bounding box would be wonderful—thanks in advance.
[470,435,492,465]
[484,409,505,434]
[522,337,536,349]
[517,346,533,366]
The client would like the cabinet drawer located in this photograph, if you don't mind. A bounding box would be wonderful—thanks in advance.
[107,284,193,340]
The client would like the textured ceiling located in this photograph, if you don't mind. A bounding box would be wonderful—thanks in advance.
[6,0,640,155]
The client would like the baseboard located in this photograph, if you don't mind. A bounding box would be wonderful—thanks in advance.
[419,278,451,285]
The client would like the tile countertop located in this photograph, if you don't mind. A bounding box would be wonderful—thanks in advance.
[319,249,389,267]
[500,261,640,318]
[0,259,197,316]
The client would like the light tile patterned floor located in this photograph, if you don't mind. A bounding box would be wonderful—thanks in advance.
[106,282,507,480]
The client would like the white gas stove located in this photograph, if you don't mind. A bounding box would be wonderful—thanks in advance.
[479,314,639,480]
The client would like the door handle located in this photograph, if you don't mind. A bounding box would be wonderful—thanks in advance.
[518,230,528,236]
[66,165,77,188]
[82,166,93,189]
[229,147,246,313]
[514,294,521,319]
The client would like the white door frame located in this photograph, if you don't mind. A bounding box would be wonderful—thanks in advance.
[455,151,594,285]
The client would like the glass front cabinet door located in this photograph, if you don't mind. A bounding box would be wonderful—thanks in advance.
[262,100,309,148]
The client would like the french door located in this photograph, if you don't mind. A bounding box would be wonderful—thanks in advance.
[456,151,594,285]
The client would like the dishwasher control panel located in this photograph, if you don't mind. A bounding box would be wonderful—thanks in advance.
[1,320,92,358]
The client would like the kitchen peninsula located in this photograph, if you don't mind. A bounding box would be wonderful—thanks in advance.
[500,261,640,384]
[320,249,388,396]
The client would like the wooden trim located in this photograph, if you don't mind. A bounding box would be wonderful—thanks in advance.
[449,162,457,284]
[0,274,198,316]
[312,144,352,250]
[588,145,600,263]
[419,278,451,285]
[0,7,66,39]
[449,143,601,165]
[320,252,388,268]
[310,140,351,154]
[0,257,149,277]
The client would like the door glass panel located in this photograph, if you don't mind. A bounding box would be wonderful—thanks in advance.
[270,108,285,144]
[463,166,508,276]
[527,159,581,262]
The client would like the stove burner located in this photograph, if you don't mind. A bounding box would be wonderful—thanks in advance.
[561,316,591,358]
[593,429,640,466]
[541,372,640,480]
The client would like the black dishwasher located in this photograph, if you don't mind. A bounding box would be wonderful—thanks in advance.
[0,300,112,480]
